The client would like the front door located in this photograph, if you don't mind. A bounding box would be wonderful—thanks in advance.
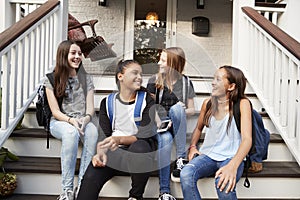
[124,0,177,74]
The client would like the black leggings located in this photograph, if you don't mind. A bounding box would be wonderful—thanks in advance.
[77,139,154,200]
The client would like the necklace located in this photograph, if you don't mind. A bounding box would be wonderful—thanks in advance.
[217,99,229,104]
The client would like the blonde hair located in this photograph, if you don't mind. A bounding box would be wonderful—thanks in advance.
[155,47,186,92]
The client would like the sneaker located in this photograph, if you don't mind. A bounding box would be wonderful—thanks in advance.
[128,198,137,200]
[57,189,74,200]
[158,193,176,200]
[171,157,188,182]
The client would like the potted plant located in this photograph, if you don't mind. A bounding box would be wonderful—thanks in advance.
[0,147,19,197]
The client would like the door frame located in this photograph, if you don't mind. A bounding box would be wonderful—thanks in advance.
[124,0,177,59]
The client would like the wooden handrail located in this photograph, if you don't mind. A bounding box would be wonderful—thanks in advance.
[242,6,300,60]
[0,0,60,52]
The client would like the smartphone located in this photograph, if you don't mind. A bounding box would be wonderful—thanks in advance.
[192,153,199,159]
[157,119,172,133]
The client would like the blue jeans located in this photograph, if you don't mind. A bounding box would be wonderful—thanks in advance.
[50,119,98,192]
[180,154,244,200]
[157,103,187,194]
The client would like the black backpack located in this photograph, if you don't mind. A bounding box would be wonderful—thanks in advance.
[36,73,62,148]
[233,98,270,188]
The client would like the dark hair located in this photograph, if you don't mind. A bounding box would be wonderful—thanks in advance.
[115,59,140,89]
[203,65,247,129]
[54,40,82,97]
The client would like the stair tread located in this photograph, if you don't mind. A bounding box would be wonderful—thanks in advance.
[4,156,300,178]
[11,128,283,142]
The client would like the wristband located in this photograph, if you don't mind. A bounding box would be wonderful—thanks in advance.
[188,145,197,150]
[85,114,92,121]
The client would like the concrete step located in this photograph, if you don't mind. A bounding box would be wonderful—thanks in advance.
[21,106,278,136]
[5,129,295,162]
[3,156,300,199]
[32,75,258,112]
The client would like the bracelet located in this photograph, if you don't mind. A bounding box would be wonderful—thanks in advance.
[85,114,92,121]
[67,117,71,123]
[188,145,197,150]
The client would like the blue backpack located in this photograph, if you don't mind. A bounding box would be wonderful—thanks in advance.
[106,91,146,128]
[233,99,270,188]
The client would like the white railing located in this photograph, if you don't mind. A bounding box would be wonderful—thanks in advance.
[0,0,68,147]
[254,5,286,25]
[235,6,300,165]
[10,0,47,22]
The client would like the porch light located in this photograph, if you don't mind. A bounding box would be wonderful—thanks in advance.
[99,0,106,6]
[146,12,159,21]
[197,0,204,9]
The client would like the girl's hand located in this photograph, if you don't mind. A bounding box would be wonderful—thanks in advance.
[78,115,91,134]
[92,149,107,167]
[215,164,237,193]
[69,118,83,134]
[98,136,120,151]
[188,147,200,161]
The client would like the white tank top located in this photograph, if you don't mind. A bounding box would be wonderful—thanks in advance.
[200,114,241,161]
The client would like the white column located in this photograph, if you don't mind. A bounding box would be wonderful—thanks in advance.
[124,0,135,60]
[0,0,15,33]
[232,0,255,66]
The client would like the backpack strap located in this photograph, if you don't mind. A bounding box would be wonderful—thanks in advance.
[156,88,163,104]
[46,72,64,108]
[155,74,189,105]
[106,91,146,129]
[182,75,190,105]
[106,92,117,129]
[233,98,254,188]
[233,99,241,133]
[44,73,57,149]
[134,91,146,126]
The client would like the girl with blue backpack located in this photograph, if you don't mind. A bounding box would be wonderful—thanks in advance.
[181,66,252,200]
[77,60,157,200]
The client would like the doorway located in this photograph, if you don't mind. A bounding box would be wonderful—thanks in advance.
[124,0,176,74]
[134,0,166,73]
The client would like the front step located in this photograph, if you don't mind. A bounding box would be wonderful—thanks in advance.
[5,129,295,162]
[4,129,300,199]
[3,156,300,199]
[4,75,299,199]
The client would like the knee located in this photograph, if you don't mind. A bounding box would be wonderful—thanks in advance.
[129,140,151,153]
[82,162,97,180]
[215,178,235,198]
[180,165,193,184]
[64,126,80,141]
[169,103,185,116]
[85,123,99,140]
[158,131,173,144]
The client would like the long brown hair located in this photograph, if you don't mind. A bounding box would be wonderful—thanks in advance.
[54,40,82,98]
[203,65,247,128]
[155,47,186,92]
